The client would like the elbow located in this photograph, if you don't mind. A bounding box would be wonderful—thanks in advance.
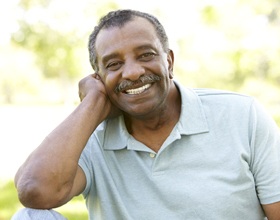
[17,179,52,209]
[16,179,69,209]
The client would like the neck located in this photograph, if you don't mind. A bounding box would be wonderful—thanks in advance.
[124,82,181,152]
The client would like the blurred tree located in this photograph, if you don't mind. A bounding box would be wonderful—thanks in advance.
[9,0,118,104]
[12,0,83,81]
[175,0,280,90]
[172,0,280,125]
[2,0,280,120]
[12,0,119,79]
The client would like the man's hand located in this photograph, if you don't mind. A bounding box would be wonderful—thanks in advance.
[78,73,105,102]
[15,73,121,209]
[78,73,122,119]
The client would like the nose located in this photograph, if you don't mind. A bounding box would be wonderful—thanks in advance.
[122,60,145,81]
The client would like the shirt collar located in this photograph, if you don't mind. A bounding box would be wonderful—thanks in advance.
[101,81,209,150]
[175,81,209,135]
[101,115,129,150]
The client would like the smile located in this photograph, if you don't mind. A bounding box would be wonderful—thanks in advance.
[125,84,152,95]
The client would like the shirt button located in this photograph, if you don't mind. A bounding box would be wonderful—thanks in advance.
[149,153,156,158]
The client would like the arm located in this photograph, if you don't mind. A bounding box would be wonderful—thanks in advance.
[15,74,117,209]
[249,99,280,219]
[263,202,280,220]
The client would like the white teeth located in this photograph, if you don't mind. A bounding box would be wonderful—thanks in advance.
[125,84,152,95]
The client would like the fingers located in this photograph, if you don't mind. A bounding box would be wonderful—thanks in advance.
[78,73,101,102]
[91,73,101,80]
[78,91,83,102]
[78,88,85,102]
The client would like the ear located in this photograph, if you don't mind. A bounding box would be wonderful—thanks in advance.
[95,71,105,83]
[92,72,101,80]
[167,49,174,79]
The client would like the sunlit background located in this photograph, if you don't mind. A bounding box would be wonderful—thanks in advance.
[0,0,280,218]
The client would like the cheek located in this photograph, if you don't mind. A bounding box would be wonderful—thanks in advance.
[103,73,120,96]
[159,64,172,80]
[158,58,171,76]
[103,72,115,86]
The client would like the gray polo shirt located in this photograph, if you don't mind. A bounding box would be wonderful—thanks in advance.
[79,82,280,220]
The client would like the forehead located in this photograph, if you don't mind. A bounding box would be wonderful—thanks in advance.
[95,17,161,59]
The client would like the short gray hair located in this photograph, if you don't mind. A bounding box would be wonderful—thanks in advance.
[88,9,169,71]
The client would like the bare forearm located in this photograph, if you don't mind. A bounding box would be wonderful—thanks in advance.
[15,95,108,208]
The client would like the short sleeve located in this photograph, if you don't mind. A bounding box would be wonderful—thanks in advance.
[78,136,94,198]
[249,99,280,204]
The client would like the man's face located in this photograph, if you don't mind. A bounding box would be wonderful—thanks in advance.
[95,17,174,118]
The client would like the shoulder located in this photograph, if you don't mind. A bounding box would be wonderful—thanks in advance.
[181,87,257,123]
[191,88,254,108]
[193,88,251,99]
[175,81,255,118]
[175,81,253,103]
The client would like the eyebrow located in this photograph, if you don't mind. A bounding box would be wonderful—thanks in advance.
[135,44,157,52]
[101,44,157,65]
[102,53,120,66]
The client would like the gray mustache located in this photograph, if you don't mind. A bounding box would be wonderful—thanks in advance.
[114,74,161,93]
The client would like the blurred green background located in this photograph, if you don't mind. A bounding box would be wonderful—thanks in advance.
[0,0,280,219]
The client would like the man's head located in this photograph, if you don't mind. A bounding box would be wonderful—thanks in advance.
[88,9,169,71]
[89,9,175,117]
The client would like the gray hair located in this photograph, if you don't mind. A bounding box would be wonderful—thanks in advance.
[88,9,169,71]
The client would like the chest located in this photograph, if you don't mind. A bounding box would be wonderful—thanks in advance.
[89,133,264,219]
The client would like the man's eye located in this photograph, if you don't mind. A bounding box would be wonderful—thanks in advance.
[106,62,122,70]
[139,53,156,61]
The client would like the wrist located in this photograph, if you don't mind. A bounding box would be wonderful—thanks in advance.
[80,93,110,124]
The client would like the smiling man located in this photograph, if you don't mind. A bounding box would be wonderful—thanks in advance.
[13,9,280,220]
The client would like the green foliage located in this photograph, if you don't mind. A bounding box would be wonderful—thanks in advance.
[11,0,120,82]
[55,196,88,220]
[0,180,88,220]
[18,0,51,10]
[201,5,219,25]
[12,19,83,80]
[0,45,43,104]
[0,181,20,220]
[1,0,280,121]
[173,1,280,124]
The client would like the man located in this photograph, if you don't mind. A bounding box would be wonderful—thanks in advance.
[13,9,280,220]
